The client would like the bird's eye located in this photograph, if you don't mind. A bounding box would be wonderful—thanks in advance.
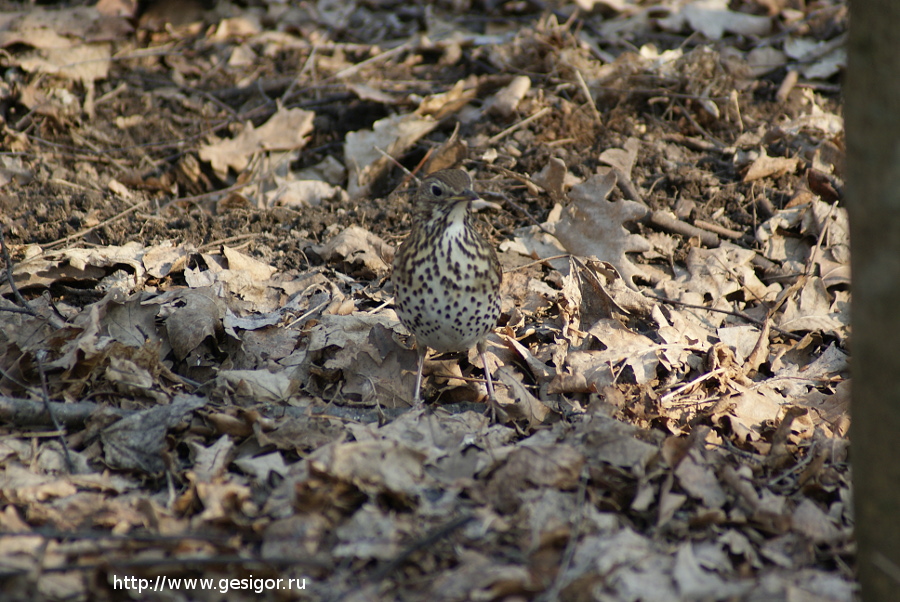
[431,184,443,196]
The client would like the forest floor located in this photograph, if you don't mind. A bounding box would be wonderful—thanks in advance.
[0,0,851,600]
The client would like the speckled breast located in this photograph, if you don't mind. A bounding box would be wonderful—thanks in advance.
[394,225,501,353]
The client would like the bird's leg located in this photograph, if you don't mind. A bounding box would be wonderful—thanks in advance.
[478,340,496,400]
[477,339,499,420]
[413,345,427,407]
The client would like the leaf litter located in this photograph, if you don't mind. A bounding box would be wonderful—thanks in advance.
[0,0,851,600]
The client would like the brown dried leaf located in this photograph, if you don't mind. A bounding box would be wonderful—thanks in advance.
[675,449,727,508]
[791,498,841,543]
[495,365,553,426]
[713,386,784,442]
[158,288,225,361]
[100,394,206,473]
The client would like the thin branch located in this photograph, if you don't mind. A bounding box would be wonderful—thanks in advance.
[0,225,37,314]
[0,395,132,427]
[488,106,551,145]
[44,199,148,250]
[645,293,803,341]
[34,351,75,474]
[504,254,572,272]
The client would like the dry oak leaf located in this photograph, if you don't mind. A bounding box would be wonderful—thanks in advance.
[312,225,393,277]
[344,79,474,199]
[494,365,553,426]
[199,107,315,178]
[3,242,145,294]
[309,438,428,498]
[211,369,297,403]
[344,112,438,200]
[100,394,206,474]
[675,448,727,508]
[266,179,347,208]
[575,528,678,599]
[743,148,800,182]
[532,157,572,203]
[188,434,235,482]
[684,243,780,302]
[778,276,847,337]
[307,313,401,353]
[712,385,784,442]
[791,498,842,544]
[582,318,662,385]
[334,503,406,560]
[548,169,652,290]
[334,322,417,407]
[673,542,749,599]
[657,0,772,40]
[599,137,640,177]
[154,287,226,361]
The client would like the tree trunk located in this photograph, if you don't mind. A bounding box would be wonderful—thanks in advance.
[846,1,900,600]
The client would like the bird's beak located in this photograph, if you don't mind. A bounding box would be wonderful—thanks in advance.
[450,189,480,203]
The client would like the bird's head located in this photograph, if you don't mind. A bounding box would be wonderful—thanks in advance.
[414,169,480,218]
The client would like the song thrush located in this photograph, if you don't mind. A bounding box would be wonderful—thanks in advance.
[392,169,502,406]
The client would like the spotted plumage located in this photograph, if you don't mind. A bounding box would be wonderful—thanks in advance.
[392,169,502,406]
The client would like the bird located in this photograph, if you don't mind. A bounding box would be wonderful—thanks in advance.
[392,169,502,407]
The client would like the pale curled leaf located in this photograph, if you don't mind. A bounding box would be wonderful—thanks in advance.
[743,149,800,182]
[484,74,531,118]
[792,499,842,543]
[266,179,347,208]
[143,241,193,279]
[232,451,290,481]
[531,156,568,202]
[188,435,235,482]
[310,438,428,497]
[674,542,747,599]
[3,242,146,294]
[344,112,438,199]
[675,449,727,508]
[312,225,393,277]
[778,277,848,337]
[598,137,640,178]
[712,386,785,442]
[212,369,298,403]
[684,243,778,301]
[18,43,112,82]
[223,246,278,280]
